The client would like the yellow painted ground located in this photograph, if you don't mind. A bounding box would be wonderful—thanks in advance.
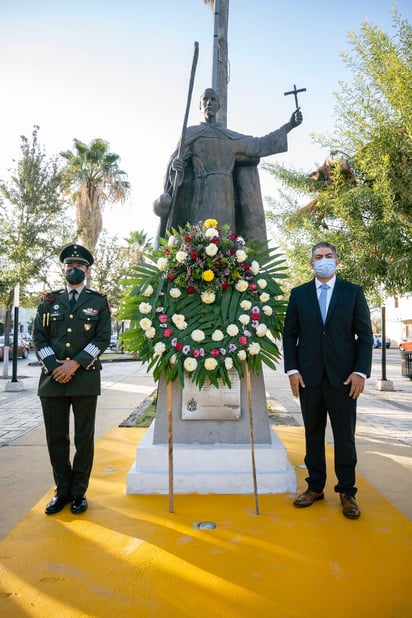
[0,426,411,618]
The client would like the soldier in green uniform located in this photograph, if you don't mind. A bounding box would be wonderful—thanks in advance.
[33,244,111,515]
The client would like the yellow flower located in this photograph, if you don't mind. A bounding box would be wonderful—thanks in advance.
[204,218,218,228]
[202,269,215,282]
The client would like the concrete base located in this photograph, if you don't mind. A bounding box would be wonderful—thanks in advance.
[126,420,296,495]
[376,379,394,391]
[4,381,24,392]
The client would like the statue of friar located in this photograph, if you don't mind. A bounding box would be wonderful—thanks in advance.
[154,87,302,243]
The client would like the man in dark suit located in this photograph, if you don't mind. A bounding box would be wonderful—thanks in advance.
[283,242,373,519]
[33,244,111,515]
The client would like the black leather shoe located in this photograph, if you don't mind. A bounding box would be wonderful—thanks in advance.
[293,489,324,508]
[45,494,72,515]
[71,496,88,514]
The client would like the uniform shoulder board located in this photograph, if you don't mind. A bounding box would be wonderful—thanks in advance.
[44,289,64,302]
[85,289,108,297]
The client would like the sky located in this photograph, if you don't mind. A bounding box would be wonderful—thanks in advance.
[1,0,411,245]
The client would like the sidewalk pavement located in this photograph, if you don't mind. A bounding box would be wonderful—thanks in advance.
[0,354,411,616]
[0,351,412,538]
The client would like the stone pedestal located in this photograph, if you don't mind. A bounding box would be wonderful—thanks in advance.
[126,372,296,495]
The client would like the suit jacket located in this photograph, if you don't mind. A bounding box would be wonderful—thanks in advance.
[283,277,373,388]
[33,287,111,397]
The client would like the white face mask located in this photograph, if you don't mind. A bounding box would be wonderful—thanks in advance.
[313,258,336,278]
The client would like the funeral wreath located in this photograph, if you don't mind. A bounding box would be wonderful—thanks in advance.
[120,219,287,389]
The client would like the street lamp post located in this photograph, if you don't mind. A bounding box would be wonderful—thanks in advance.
[376,303,393,391]
[5,284,24,392]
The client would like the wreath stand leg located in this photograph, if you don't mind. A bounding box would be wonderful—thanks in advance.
[245,364,260,515]
[167,380,174,513]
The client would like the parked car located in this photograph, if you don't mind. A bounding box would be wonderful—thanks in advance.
[0,335,30,360]
[21,333,34,350]
[373,334,390,349]
[399,339,412,352]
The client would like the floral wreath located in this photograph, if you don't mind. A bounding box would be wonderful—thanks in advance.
[121,219,287,390]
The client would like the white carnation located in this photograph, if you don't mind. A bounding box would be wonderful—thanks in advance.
[237,350,247,361]
[184,357,198,372]
[157,257,168,271]
[154,342,166,356]
[248,342,261,355]
[168,235,177,247]
[145,327,156,339]
[139,302,152,314]
[191,329,205,342]
[259,292,270,303]
[139,318,152,331]
[226,324,239,337]
[238,314,250,325]
[250,260,260,275]
[240,300,252,310]
[205,243,218,257]
[224,357,233,370]
[176,250,188,263]
[205,227,219,239]
[142,284,154,297]
[172,314,187,329]
[257,279,267,289]
[204,357,218,370]
[235,280,248,293]
[201,290,216,304]
[169,287,182,299]
[256,324,268,337]
[212,329,224,341]
[262,305,273,316]
[235,249,247,263]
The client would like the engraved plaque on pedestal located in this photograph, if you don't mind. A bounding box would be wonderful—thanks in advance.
[181,372,241,420]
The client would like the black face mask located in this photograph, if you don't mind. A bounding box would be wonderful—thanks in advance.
[65,267,86,285]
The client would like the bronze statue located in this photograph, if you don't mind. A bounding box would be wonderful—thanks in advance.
[154,87,303,243]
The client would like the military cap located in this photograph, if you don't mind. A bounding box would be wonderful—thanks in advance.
[59,243,94,266]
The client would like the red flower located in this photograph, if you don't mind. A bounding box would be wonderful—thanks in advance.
[229,232,238,240]
[210,348,220,357]
[243,263,250,270]
[184,235,191,242]
[191,252,199,259]
[222,281,229,290]
[249,283,257,291]
[239,336,247,346]
[175,342,183,351]
[163,329,173,338]
[211,237,220,244]
[187,286,196,294]
[159,314,168,323]
[167,274,175,281]
[251,312,260,321]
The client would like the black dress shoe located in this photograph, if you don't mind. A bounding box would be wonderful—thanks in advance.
[45,494,72,515]
[71,495,88,514]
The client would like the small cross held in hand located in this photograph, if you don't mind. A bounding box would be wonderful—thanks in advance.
[284,83,307,110]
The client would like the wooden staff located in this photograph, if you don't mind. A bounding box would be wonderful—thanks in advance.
[159,41,199,239]
[167,380,174,513]
[245,364,259,515]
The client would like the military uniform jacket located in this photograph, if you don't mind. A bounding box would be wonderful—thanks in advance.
[33,287,112,396]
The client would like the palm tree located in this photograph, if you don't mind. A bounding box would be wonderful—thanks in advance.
[61,138,130,251]
[124,230,152,264]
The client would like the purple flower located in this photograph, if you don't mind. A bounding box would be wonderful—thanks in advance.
[228,343,237,352]
[182,345,191,355]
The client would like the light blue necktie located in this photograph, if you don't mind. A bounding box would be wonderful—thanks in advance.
[319,284,329,323]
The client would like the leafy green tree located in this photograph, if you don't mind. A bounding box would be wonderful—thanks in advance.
[60,138,130,253]
[264,8,412,299]
[92,229,152,336]
[0,126,74,336]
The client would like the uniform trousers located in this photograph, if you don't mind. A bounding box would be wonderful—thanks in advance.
[40,396,97,498]
[299,375,357,496]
